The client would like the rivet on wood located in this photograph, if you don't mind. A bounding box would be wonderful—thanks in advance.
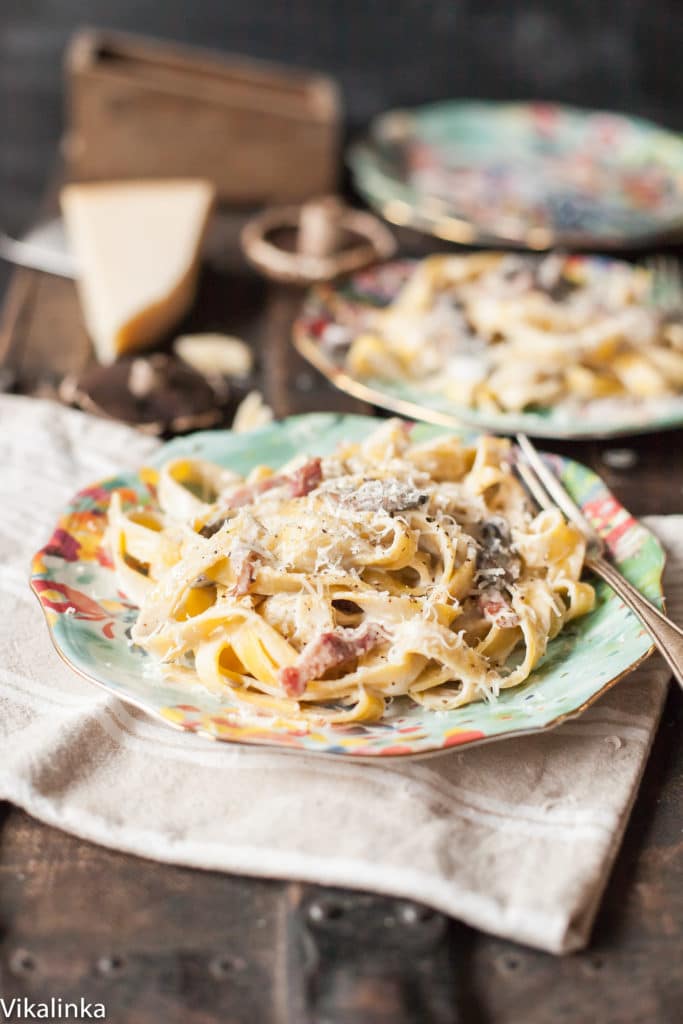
[581,954,606,975]
[602,448,638,470]
[8,949,37,977]
[496,953,523,975]
[209,954,247,979]
[307,898,345,922]
[96,955,126,976]
[399,903,435,925]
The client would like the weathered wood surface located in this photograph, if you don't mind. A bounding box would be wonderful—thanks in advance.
[0,212,682,1023]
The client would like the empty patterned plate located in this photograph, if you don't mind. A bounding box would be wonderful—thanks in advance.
[350,101,683,249]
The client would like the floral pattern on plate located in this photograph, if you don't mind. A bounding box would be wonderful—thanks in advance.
[350,101,683,249]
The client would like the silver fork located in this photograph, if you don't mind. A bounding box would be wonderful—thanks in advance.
[644,254,683,314]
[515,433,683,689]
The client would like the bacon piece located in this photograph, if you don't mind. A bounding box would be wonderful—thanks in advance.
[478,589,520,629]
[279,622,387,698]
[288,457,323,498]
[229,456,321,506]
[224,476,282,509]
[231,549,258,597]
[201,458,323,536]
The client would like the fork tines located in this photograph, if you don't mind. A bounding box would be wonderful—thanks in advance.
[515,433,604,557]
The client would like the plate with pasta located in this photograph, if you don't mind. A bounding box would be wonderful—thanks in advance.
[294,254,683,439]
[31,414,664,758]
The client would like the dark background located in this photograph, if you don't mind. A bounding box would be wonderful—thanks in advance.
[1,0,682,239]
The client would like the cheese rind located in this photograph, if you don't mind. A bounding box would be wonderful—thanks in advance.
[61,179,215,364]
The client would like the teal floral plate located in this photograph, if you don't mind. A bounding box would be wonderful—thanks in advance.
[350,101,683,249]
[294,259,683,440]
[30,415,663,759]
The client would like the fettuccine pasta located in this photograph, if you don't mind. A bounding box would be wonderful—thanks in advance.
[345,253,683,415]
[108,421,595,725]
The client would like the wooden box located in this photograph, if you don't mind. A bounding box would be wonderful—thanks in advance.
[63,29,341,203]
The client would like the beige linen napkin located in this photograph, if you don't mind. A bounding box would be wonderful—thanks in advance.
[0,395,677,954]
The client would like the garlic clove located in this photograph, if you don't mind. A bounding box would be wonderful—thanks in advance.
[232,391,274,433]
[174,333,254,379]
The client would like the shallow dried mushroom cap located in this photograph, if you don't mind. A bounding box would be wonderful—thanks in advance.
[59,354,224,435]
[174,333,253,379]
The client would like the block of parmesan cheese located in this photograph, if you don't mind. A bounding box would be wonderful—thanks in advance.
[60,179,215,364]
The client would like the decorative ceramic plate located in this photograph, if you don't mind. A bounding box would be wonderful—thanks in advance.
[294,259,683,440]
[349,101,683,249]
[31,415,663,759]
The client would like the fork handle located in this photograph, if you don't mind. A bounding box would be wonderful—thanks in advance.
[587,555,683,689]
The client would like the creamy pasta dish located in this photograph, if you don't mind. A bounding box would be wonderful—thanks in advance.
[345,254,683,415]
[108,421,595,724]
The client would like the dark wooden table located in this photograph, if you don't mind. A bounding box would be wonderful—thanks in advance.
[0,210,681,1024]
